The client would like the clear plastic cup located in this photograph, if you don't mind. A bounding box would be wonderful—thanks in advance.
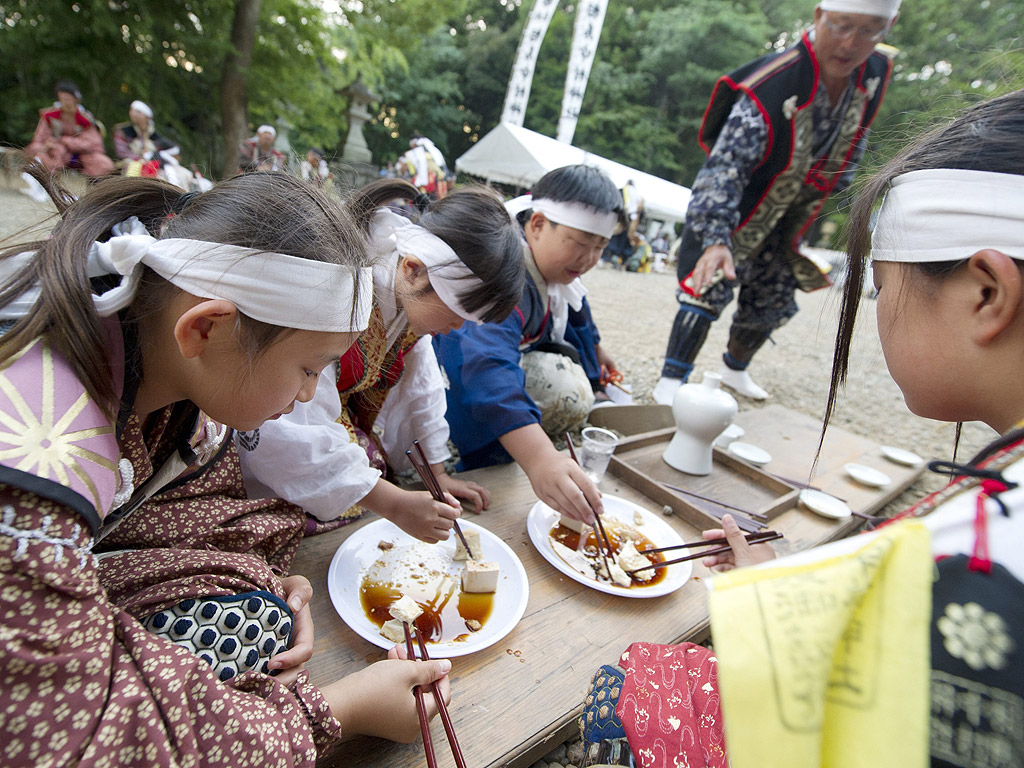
[579,427,619,484]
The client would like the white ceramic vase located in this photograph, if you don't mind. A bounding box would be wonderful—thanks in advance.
[663,372,738,475]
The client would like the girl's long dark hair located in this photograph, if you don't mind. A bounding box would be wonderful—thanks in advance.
[821,89,1024,455]
[347,178,525,323]
[0,168,375,417]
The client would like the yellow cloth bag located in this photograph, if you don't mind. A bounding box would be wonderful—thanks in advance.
[708,520,932,768]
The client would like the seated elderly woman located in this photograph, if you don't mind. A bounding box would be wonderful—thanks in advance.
[238,125,287,174]
[24,80,114,178]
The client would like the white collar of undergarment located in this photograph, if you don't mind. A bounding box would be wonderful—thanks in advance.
[522,240,587,345]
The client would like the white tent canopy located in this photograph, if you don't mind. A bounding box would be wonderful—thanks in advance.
[455,122,691,224]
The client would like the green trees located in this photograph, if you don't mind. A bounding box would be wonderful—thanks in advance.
[2,0,1020,185]
[0,0,451,176]
[859,0,1024,175]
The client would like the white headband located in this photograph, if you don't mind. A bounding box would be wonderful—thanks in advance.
[506,195,618,239]
[532,198,618,240]
[373,209,490,325]
[130,100,153,119]
[872,169,1024,264]
[257,125,276,138]
[819,0,900,19]
[0,217,372,332]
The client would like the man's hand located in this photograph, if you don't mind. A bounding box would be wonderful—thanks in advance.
[691,244,736,293]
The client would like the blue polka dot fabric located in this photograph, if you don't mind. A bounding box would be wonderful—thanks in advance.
[143,590,293,682]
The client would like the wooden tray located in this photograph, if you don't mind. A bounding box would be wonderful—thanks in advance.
[608,427,799,532]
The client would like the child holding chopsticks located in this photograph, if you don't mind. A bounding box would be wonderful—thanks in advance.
[238,179,525,542]
[580,90,1024,767]
[0,170,452,764]
[434,164,626,524]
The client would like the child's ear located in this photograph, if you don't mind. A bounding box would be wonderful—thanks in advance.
[398,255,431,292]
[527,211,547,237]
[174,299,239,359]
[968,249,1023,345]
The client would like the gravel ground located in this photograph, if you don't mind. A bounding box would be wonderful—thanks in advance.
[583,259,995,502]
[0,176,996,768]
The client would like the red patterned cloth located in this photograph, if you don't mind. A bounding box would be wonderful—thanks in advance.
[616,642,729,768]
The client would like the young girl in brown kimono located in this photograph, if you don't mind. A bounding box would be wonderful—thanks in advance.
[0,171,451,766]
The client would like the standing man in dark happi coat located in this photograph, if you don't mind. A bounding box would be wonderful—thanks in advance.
[653,0,898,406]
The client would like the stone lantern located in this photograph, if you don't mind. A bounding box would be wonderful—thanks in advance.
[338,75,379,186]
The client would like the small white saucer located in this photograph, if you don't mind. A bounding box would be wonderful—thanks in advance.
[843,463,892,488]
[880,445,924,467]
[728,441,772,466]
[799,488,852,519]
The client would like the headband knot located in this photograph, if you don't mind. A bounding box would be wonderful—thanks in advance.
[373,209,492,325]
[0,217,373,333]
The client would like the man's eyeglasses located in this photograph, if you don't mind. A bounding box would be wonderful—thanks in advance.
[822,14,890,43]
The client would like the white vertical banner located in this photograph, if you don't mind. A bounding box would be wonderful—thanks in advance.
[500,0,560,127]
[556,0,608,144]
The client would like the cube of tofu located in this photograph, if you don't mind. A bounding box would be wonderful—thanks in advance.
[388,594,423,624]
[617,540,654,582]
[558,514,591,534]
[461,559,499,593]
[379,618,407,644]
[453,529,482,561]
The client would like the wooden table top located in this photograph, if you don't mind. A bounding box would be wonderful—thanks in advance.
[294,404,923,768]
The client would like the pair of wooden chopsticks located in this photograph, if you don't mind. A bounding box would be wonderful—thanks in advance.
[402,622,467,768]
[406,440,476,559]
[564,432,617,576]
[630,529,784,575]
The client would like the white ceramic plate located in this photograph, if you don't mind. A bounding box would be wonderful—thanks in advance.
[798,488,852,520]
[727,441,772,466]
[880,445,924,467]
[526,494,691,598]
[327,519,529,658]
[843,463,892,488]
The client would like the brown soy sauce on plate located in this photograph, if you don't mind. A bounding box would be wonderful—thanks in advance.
[550,522,668,587]
[360,579,495,643]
